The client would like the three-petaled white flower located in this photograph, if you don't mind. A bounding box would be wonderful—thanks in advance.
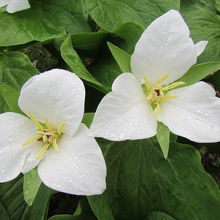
[0,69,106,195]
[90,10,220,143]
[0,0,30,13]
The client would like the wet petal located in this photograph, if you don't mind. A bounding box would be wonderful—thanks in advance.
[38,124,106,195]
[18,69,85,136]
[0,0,9,7]
[195,41,208,57]
[0,112,41,182]
[131,9,197,85]
[90,73,157,140]
[157,82,220,142]
[7,0,30,13]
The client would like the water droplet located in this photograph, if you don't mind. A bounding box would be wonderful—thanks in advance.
[1,169,5,173]
[162,31,167,35]
[133,121,138,127]
[204,112,209,116]
[214,125,219,132]
[164,42,168,46]
[78,173,85,179]
[80,183,88,192]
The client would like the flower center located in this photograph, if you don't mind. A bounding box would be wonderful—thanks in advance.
[142,74,185,114]
[22,113,65,160]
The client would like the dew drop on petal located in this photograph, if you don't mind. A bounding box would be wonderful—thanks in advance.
[213,125,219,132]
[1,169,5,174]
[80,183,88,192]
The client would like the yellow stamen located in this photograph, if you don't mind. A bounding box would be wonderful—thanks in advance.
[144,76,152,90]
[156,74,168,84]
[22,135,42,146]
[29,112,44,130]
[22,113,65,160]
[154,103,160,114]
[57,122,65,135]
[53,139,59,152]
[143,74,185,114]
[161,81,185,91]
[35,143,50,160]
[159,94,177,102]
[45,119,53,130]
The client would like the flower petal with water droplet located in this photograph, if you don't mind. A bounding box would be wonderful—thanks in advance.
[37,124,106,195]
[157,82,220,142]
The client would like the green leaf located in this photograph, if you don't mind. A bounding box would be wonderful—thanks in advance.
[216,0,220,11]
[49,198,97,220]
[23,169,42,206]
[0,175,53,220]
[0,51,38,112]
[0,0,90,46]
[88,48,121,91]
[177,62,220,86]
[0,83,21,114]
[83,0,179,32]
[156,122,170,159]
[60,36,108,93]
[71,32,108,51]
[89,138,220,220]
[145,211,176,220]
[181,0,220,62]
[82,113,94,128]
[107,42,131,72]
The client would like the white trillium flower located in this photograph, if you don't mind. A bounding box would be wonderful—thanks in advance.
[0,0,30,13]
[90,9,220,143]
[0,69,106,196]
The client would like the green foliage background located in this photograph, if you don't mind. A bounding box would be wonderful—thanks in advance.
[0,0,220,219]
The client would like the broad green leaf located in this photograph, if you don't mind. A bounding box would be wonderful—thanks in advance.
[0,51,38,112]
[83,0,179,32]
[0,0,90,46]
[156,122,170,159]
[181,0,220,62]
[0,83,22,114]
[177,62,220,86]
[107,42,131,73]
[206,71,220,90]
[88,49,121,90]
[49,198,97,220]
[82,113,94,128]
[113,22,144,53]
[145,211,176,220]
[0,51,38,89]
[89,138,220,220]
[23,169,42,206]
[71,32,108,51]
[216,0,220,11]
[60,36,108,93]
[0,176,53,220]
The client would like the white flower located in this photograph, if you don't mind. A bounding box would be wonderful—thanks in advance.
[0,0,30,13]
[90,9,220,143]
[0,69,106,196]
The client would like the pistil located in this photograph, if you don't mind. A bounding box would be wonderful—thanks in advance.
[143,74,185,113]
[22,113,65,159]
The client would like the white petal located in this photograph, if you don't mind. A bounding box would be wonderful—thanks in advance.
[131,9,197,85]
[90,73,157,140]
[38,124,106,195]
[7,0,30,13]
[157,82,220,142]
[0,112,41,182]
[0,0,9,7]
[195,41,208,57]
[18,69,85,136]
